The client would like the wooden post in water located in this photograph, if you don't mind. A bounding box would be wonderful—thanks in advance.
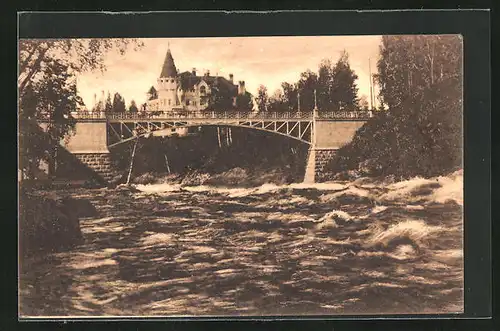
[164,154,171,174]
[126,137,139,185]
[217,127,222,148]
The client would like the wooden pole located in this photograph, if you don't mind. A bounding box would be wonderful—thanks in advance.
[228,127,232,144]
[372,75,377,110]
[217,126,222,148]
[369,58,374,110]
[164,154,171,174]
[126,137,139,185]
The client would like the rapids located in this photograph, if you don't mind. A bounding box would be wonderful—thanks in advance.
[19,171,463,317]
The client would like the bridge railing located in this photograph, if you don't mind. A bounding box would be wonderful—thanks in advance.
[65,110,373,121]
[69,111,315,121]
[316,110,373,119]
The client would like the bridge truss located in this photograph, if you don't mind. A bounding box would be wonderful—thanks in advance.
[106,119,314,148]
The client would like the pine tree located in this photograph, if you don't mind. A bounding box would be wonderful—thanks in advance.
[281,82,298,111]
[255,85,269,112]
[330,50,359,110]
[147,86,158,101]
[296,70,318,111]
[112,92,126,112]
[317,59,333,110]
[128,100,139,113]
[104,92,113,112]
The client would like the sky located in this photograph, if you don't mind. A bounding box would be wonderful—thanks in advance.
[76,36,382,109]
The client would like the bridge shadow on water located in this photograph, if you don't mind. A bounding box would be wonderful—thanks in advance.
[19,182,464,317]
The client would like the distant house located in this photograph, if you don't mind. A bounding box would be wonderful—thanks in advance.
[146,47,252,112]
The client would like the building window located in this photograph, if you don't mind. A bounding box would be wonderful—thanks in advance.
[200,99,206,105]
[186,100,190,106]
[168,99,171,106]
[200,86,206,95]
[171,79,174,83]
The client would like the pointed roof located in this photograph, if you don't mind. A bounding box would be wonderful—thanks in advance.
[178,71,239,94]
[160,48,177,77]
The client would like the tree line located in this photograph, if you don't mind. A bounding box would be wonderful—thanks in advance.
[255,50,361,112]
[92,91,140,113]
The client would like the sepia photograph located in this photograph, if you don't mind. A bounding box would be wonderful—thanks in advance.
[18,34,464,317]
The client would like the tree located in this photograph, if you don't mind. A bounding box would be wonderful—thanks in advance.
[375,35,462,111]
[317,59,334,110]
[128,100,139,113]
[112,92,126,112]
[281,82,298,111]
[330,50,359,110]
[207,78,234,111]
[147,86,158,101]
[359,95,370,110]
[235,91,254,111]
[255,85,269,112]
[296,70,318,111]
[18,38,143,179]
[104,92,113,112]
[18,61,81,179]
[93,98,104,112]
[326,35,463,178]
[268,89,285,112]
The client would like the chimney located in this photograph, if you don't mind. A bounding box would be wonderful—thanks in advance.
[204,70,210,77]
[229,73,234,83]
[238,81,246,95]
[192,68,196,76]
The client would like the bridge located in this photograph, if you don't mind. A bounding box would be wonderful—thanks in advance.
[43,109,372,183]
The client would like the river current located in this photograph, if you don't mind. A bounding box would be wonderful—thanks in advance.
[19,171,463,317]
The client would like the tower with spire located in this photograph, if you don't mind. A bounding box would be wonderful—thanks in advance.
[155,46,180,111]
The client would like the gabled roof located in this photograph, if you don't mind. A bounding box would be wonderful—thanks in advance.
[179,71,202,90]
[178,71,238,94]
[160,49,177,78]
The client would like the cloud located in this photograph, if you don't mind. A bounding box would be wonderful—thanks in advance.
[77,36,382,108]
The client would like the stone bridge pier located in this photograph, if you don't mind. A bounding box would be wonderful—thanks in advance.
[61,122,116,183]
[303,119,365,183]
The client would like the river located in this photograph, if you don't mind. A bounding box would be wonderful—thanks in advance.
[19,171,464,317]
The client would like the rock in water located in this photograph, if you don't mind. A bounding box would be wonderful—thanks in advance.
[19,191,84,256]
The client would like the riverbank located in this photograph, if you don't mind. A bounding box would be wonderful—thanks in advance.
[131,167,297,187]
